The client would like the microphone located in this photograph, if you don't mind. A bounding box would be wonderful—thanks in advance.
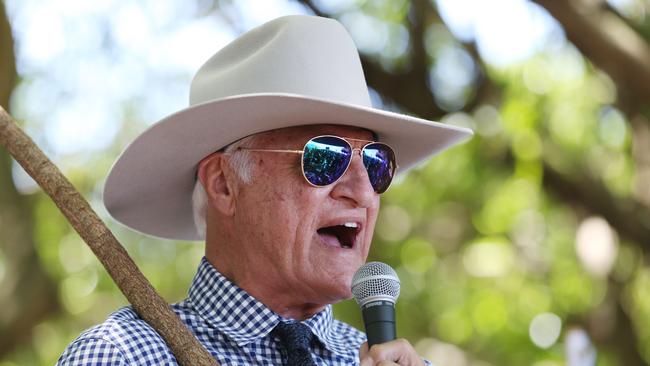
[351,262,400,347]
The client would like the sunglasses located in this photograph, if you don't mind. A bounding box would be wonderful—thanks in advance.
[237,135,397,193]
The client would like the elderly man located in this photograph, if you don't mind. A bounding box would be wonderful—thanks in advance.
[57,15,471,365]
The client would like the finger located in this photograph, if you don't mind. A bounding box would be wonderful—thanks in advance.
[359,342,373,366]
[359,342,369,358]
[366,339,422,365]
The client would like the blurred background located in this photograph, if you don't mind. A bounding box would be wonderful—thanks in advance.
[1,0,649,364]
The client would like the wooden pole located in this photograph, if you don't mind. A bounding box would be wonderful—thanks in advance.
[0,106,219,366]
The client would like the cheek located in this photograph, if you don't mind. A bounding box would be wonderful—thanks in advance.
[244,160,329,234]
[241,185,303,236]
[368,204,380,226]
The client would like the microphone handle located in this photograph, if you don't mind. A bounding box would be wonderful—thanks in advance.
[362,300,396,347]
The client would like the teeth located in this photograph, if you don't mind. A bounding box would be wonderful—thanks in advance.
[343,222,358,228]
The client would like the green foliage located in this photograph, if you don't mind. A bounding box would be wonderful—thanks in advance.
[3,1,649,365]
[334,43,642,365]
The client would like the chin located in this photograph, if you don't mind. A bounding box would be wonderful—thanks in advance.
[339,287,354,300]
[323,274,355,303]
[320,287,352,305]
[309,261,360,302]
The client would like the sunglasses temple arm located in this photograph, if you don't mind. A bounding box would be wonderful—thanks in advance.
[237,148,304,154]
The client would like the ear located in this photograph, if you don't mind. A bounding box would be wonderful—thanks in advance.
[197,152,237,216]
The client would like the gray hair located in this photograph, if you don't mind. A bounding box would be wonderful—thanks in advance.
[191,135,260,237]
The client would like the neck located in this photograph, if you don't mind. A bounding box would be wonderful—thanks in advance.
[205,253,326,319]
[254,295,326,320]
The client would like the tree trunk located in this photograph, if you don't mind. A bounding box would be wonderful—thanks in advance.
[0,1,61,358]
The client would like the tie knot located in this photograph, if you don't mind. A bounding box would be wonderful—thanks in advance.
[272,322,313,351]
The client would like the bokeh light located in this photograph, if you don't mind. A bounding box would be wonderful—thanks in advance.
[575,216,618,277]
[529,312,562,349]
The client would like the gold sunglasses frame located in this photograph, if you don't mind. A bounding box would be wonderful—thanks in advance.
[235,134,398,193]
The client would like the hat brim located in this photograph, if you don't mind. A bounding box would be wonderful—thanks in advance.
[103,93,473,241]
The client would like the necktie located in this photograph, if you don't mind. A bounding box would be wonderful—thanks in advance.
[272,321,317,366]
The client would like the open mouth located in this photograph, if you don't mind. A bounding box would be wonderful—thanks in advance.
[317,222,361,249]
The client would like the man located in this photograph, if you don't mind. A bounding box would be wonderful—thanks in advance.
[57,15,471,365]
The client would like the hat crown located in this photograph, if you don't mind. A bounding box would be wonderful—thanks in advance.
[189,15,372,107]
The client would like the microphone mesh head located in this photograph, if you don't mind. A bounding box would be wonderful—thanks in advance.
[351,262,400,306]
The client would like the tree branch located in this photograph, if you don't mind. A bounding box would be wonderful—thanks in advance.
[542,160,650,249]
[532,0,650,113]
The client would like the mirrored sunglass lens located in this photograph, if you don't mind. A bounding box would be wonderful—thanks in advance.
[362,143,396,193]
[302,136,352,186]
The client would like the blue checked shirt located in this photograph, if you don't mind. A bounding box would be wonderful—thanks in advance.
[56,257,368,365]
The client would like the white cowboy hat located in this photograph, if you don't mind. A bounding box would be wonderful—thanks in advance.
[103,15,473,241]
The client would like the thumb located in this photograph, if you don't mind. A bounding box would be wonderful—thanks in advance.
[359,342,372,366]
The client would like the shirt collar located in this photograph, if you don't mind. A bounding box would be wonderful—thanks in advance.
[188,257,342,352]
[189,257,280,346]
[303,305,343,353]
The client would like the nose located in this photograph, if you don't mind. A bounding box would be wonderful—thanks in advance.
[329,151,378,208]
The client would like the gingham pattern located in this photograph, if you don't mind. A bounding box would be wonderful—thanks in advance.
[56,257,367,365]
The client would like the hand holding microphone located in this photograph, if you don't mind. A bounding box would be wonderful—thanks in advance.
[352,262,425,366]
